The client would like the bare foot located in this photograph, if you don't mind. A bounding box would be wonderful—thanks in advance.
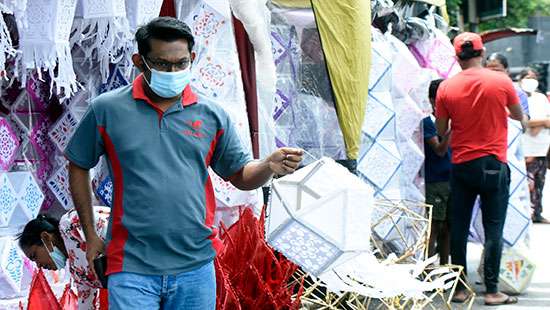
[484,292,518,305]
[451,290,469,303]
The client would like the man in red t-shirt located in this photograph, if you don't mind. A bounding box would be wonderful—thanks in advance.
[435,32,525,306]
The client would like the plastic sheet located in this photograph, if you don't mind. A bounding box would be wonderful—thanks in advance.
[409,28,461,79]
[268,6,346,163]
[310,0,371,160]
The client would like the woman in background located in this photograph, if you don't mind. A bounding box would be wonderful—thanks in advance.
[17,206,110,309]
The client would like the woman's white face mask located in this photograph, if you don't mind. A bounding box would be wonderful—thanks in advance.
[520,78,539,93]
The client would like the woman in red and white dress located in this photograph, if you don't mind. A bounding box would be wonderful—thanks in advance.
[18,206,110,310]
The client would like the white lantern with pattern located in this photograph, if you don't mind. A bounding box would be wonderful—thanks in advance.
[267,157,374,276]
[16,0,79,100]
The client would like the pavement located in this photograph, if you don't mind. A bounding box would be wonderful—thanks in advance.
[464,224,550,309]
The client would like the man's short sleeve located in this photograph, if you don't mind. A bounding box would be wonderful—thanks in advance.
[210,116,252,179]
[435,84,449,119]
[64,106,104,169]
[423,117,437,140]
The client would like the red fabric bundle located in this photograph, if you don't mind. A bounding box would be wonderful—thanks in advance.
[59,284,78,310]
[216,208,303,309]
[26,269,61,310]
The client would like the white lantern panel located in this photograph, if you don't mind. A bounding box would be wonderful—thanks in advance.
[8,172,45,220]
[362,93,395,140]
[0,239,25,297]
[0,174,18,226]
[358,141,401,190]
[269,220,341,276]
[47,164,74,210]
[0,118,20,172]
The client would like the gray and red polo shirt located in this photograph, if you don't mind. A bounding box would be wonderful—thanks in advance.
[65,75,252,276]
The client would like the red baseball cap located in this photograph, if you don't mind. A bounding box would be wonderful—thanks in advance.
[453,32,484,55]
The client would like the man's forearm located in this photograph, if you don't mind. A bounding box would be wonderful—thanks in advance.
[68,162,97,239]
[435,135,450,157]
[229,160,273,191]
[435,118,450,137]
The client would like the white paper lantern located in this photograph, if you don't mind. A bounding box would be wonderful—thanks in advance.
[125,0,163,33]
[8,171,44,221]
[499,247,536,294]
[72,0,132,83]
[409,28,461,79]
[16,0,79,99]
[267,157,374,276]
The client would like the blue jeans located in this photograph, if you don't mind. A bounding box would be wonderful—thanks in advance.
[108,261,216,310]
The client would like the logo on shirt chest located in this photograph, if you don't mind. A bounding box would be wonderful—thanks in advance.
[183,120,205,138]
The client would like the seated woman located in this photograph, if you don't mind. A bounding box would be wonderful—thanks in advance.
[17,206,110,310]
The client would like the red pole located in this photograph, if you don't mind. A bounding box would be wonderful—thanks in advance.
[232,16,260,159]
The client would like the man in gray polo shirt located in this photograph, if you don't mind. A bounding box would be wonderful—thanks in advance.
[66,17,303,309]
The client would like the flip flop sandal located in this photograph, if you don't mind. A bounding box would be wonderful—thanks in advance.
[484,296,518,306]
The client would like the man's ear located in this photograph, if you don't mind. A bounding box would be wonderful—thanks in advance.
[132,53,145,72]
[191,51,196,63]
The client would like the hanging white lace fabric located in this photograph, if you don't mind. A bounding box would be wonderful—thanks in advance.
[71,0,132,83]
[125,0,163,34]
[15,0,79,100]
[0,0,27,26]
[0,3,17,78]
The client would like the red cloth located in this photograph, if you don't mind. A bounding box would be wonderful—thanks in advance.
[436,68,519,164]
[27,269,61,310]
[232,15,259,159]
[215,208,303,309]
[59,284,78,310]
[99,288,109,310]
[159,0,176,17]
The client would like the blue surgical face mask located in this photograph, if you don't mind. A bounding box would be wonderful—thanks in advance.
[142,56,191,98]
[43,239,67,270]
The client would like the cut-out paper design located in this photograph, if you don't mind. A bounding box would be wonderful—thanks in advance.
[47,164,74,210]
[48,111,80,152]
[358,141,401,191]
[96,176,112,207]
[0,239,25,296]
[0,118,19,172]
[0,173,18,226]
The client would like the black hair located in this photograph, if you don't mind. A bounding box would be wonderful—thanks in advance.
[457,41,482,61]
[429,79,444,100]
[135,17,195,56]
[519,67,537,80]
[487,53,508,69]
[16,214,60,250]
